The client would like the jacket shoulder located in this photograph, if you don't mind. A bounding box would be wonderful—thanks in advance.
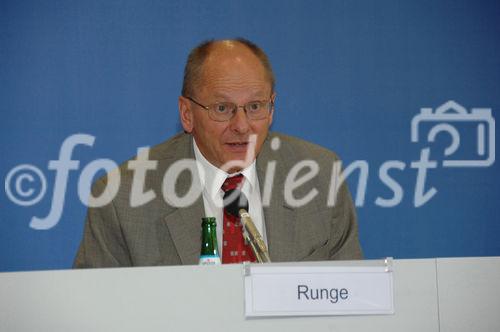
[268,132,341,163]
[93,132,191,189]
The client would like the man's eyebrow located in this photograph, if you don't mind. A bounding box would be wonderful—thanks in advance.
[212,91,269,101]
[250,92,269,99]
[212,93,231,100]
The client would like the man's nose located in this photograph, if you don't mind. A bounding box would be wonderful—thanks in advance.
[229,107,250,133]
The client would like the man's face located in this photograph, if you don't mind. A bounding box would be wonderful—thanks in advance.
[179,43,274,173]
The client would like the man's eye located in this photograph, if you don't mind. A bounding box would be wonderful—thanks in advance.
[247,102,261,111]
[215,104,228,113]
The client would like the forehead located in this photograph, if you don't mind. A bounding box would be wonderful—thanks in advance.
[197,43,271,97]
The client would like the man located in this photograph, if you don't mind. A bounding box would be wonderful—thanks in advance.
[74,38,362,268]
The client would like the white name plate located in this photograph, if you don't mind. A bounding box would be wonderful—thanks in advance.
[244,260,394,317]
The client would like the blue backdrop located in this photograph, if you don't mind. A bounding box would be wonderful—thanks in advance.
[1,0,499,272]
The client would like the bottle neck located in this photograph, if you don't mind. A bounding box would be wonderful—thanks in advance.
[201,222,218,256]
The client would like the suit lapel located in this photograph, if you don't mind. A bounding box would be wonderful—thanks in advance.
[159,134,205,265]
[163,198,204,265]
[257,134,297,262]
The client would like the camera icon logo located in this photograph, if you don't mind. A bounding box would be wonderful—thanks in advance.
[411,100,495,167]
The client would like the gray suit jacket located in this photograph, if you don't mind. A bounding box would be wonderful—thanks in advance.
[74,132,362,268]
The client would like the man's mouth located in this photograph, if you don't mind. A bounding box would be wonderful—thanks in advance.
[225,142,251,153]
[226,142,249,146]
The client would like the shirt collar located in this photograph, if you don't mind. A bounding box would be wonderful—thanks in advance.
[193,138,257,200]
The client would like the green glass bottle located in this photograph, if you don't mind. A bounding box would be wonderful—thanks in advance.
[199,217,221,265]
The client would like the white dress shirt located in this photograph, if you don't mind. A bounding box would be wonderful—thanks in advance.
[193,139,267,256]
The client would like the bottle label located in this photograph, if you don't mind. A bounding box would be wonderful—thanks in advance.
[199,255,221,265]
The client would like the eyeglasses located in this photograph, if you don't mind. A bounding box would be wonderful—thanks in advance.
[185,96,273,122]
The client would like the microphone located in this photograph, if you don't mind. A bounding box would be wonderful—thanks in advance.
[239,209,271,263]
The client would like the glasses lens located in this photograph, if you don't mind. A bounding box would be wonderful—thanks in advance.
[206,100,272,121]
[245,101,270,119]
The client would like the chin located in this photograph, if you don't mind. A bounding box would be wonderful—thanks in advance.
[221,155,252,173]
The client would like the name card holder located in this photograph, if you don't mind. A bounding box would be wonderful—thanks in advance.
[243,258,394,317]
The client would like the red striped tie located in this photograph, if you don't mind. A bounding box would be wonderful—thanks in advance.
[221,174,256,264]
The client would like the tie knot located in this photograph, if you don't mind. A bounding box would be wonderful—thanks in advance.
[221,174,244,192]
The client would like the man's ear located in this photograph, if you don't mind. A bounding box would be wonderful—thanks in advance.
[179,96,193,133]
[268,92,276,126]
